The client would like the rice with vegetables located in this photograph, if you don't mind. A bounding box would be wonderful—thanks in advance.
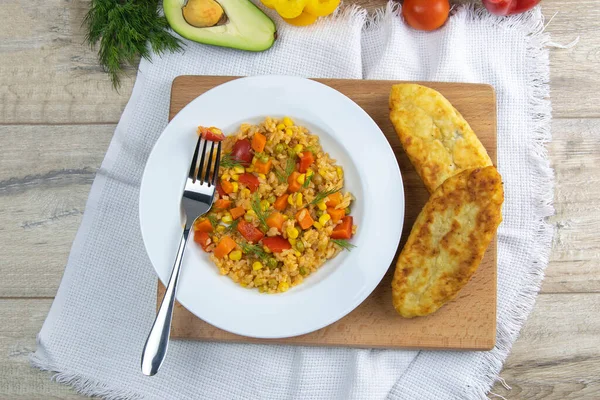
[193,117,357,294]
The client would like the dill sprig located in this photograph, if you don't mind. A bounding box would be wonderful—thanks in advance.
[310,187,340,205]
[224,218,240,234]
[275,158,296,183]
[220,153,241,169]
[331,239,356,251]
[239,242,269,260]
[251,193,269,231]
[207,214,219,228]
[84,0,182,89]
[302,172,313,189]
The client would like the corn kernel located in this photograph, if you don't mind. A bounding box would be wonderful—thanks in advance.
[212,235,219,243]
[287,227,299,239]
[233,166,245,174]
[232,182,239,193]
[278,281,290,292]
[317,201,328,211]
[216,225,226,233]
[263,246,271,254]
[231,174,239,181]
[260,200,270,211]
[229,250,242,261]
[245,166,254,173]
[221,173,231,181]
[297,174,306,185]
[318,168,326,176]
[258,173,266,180]
[240,282,247,287]
[247,209,256,216]
[294,250,301,257]
[276,123,285,130]
[288,238,297,246]
[285,128,293,136]
[252,261,263,271]
[251,157,257,165]
[313,222,323,230]
[296,193,303,207]
[293,144,304,154]
[336,167,344,178]
[287,194,295,205]
[221,213,233,223]
[319,213,331,226]
[241,188,251,197]
[283,117,294,127]
[306,169,314,178]
[244,214,253,222]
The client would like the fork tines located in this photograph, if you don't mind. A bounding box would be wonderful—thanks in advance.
[189,137,222,187]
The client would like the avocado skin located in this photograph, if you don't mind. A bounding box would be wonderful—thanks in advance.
[164,0,277,51]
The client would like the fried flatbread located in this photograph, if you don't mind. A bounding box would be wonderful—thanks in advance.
[392,166,504,318]
[389,84,493,193]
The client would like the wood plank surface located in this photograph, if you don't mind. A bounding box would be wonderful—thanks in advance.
[0,0,599,398]
[162,76,498,350]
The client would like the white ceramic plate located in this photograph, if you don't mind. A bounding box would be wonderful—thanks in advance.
[139,76,404,339]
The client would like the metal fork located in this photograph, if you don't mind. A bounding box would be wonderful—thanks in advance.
[141,136,221,376]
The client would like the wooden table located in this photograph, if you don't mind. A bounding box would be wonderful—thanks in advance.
[0,0,598,398]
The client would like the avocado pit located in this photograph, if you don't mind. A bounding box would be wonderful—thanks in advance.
[182,0,226,28]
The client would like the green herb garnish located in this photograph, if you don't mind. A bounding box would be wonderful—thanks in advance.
[240,242,269,260]
[275,157,296,183]
[220,153,242,169]
[251,193,269,231]
[311,187,340,205]
[302,172,313,189]
[331,239,356,251]
[84,0,182,89]
[224,218,240,234]
[207,215,219,229]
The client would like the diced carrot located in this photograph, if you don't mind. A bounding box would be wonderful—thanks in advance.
[327,207,346,223]
[254,159,272,174]
[262,236,292,253]
[193,231,212,251]
[214,199,232,210]
[266,212,285,232]
[288,171,302,192]
[325,192,343,207]
[295,208,314,230]
[331,216,353,239]
[238,173,260,193]
[193,218,213,233]
[230,206,245,220]
[298,152,314,173]
[221,179,234,194]
[273,194,289,211]
[214,236,237,258]
[237,220,265,243]
[251,132,267,153]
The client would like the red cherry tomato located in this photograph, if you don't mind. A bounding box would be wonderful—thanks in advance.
[238,173,260,193]
[482,0,540,16]
[231,139,253,166]
[262,236,292,253]
[198,126,225,142]
[402,0,449,31]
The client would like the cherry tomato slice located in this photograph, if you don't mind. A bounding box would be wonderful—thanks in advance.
[262,236,292,253]
[238,173,260,193]
[198,126,225,142]
[232,139,253,166]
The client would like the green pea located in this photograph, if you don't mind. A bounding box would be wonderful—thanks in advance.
[295,241,305,252]
[268,279,277,288]
[345,207,351,215]
[299,267,307,276]
[275,143,285,154]
[268,195,277,204]
[267,258,278,269]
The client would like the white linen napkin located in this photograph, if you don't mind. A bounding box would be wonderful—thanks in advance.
[32,3,553,399]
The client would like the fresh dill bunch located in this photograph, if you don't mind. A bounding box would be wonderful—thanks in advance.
[331,239,356,251]
[84,0,182,89]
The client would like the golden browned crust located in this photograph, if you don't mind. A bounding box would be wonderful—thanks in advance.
[389,84,493,193]
[391,166,504,318]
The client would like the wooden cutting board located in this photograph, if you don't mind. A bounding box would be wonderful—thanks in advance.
[159,76,497,350]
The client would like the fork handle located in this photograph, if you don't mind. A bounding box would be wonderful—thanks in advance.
[141,229,188,376]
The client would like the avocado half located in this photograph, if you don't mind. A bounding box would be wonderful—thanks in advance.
[164,0,277,51]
